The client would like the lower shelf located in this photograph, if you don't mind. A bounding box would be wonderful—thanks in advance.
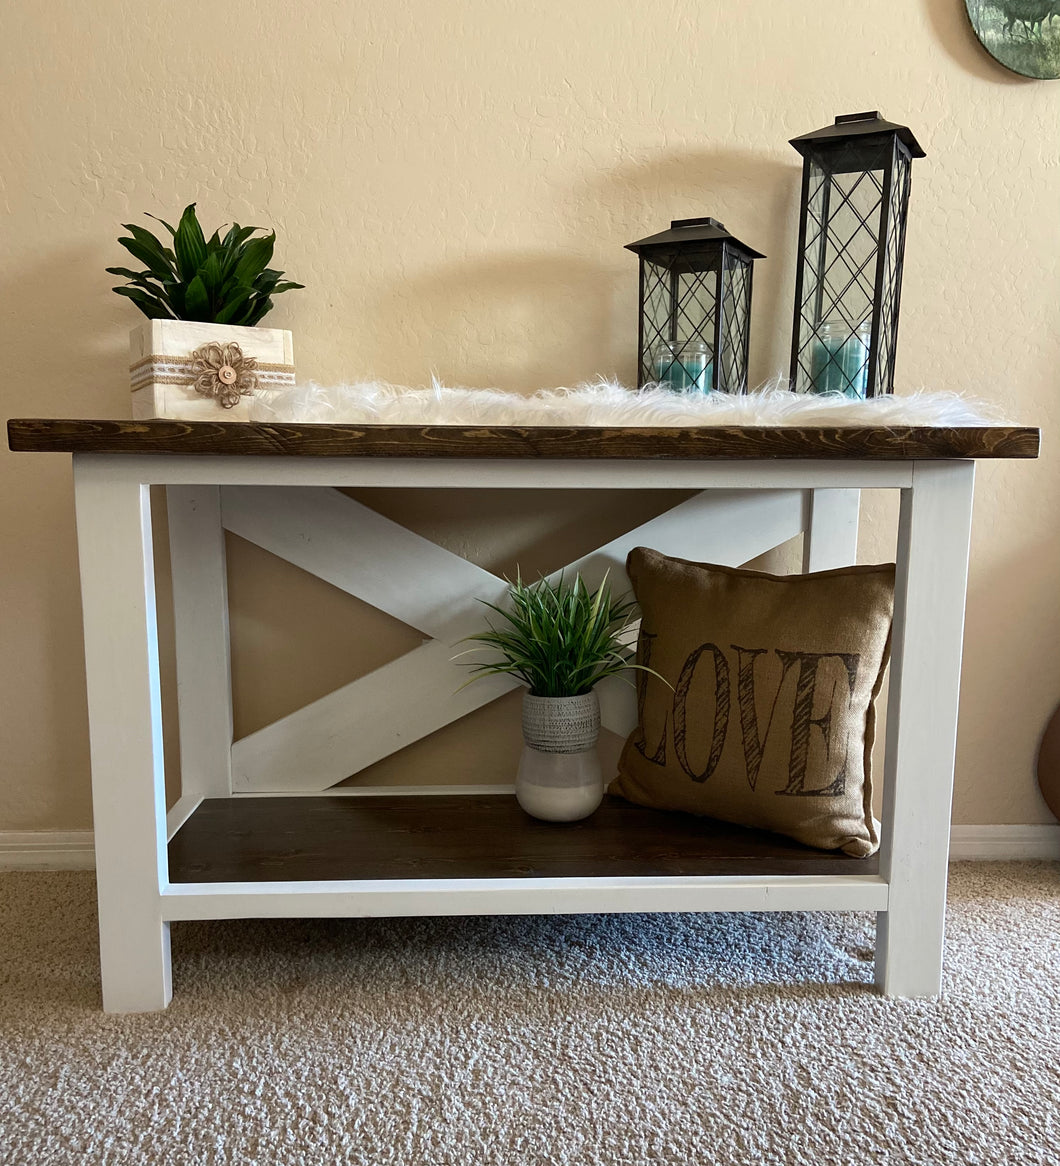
[167,794,878,884]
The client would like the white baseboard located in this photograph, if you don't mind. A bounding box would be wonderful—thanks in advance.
[948,824,1060,860]
[0,831,95,871]
[0,824,1056,873]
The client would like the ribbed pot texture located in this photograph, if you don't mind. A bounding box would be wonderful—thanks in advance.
[521,691,601,754]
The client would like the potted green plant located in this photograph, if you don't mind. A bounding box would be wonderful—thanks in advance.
[459,572,659,822]
[108,203,304,420]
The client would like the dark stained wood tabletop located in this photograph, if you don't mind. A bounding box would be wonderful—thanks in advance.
[167,793,878,883]
[7,417,1041,460]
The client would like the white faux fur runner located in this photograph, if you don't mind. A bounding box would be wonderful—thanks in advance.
[250,380,1003,428]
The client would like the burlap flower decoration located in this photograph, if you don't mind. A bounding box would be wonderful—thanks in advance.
[190,341,260,409]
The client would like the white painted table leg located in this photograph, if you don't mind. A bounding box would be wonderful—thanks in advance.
[74,456,172,1012]
[166,486,233,817]
[803,488,861,572]
[875,461,975,997]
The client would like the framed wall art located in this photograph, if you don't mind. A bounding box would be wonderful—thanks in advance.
[965,0,1060,79]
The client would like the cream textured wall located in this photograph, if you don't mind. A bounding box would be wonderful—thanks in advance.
[1,0,1056,829]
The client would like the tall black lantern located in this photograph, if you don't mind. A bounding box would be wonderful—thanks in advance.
[626,217,763,394]
[789,111,925,398]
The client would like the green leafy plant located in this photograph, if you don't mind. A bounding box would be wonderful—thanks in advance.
[108,203,304,325]
[457,572,666,698]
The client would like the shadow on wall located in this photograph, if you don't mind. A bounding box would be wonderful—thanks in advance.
[957,510,1060,823]
[921,0,1034,84]
[364,147,803,390]
[370,253,619,391]
[0,244,136,826]
[3,244,130,416]
[566,146,804,387]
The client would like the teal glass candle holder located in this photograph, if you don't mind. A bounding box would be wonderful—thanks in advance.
[809,321,871,397]
[652,341,714,393]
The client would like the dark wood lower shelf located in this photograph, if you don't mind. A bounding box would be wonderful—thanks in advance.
[167,794,877,884]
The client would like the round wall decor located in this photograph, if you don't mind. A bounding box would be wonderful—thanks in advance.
[965,1,1060,78]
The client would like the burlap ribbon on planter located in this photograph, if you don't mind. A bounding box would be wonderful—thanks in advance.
[129,340,296,409]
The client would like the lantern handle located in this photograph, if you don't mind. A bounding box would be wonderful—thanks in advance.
[834,111,881,124]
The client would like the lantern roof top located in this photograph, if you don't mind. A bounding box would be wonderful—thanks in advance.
[790,111,926,159]
[625,217,765,259]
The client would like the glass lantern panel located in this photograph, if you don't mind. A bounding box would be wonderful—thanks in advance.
[673,266,719,347]
[794,154,886,395]
[640,253,720,386]
[875,142,912,395]
[720,255,752,393]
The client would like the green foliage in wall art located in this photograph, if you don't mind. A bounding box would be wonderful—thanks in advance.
[108,203,304,325]
[965,0,1060,79]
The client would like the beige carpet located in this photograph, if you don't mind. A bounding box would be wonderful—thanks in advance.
[0,863,1058,1166]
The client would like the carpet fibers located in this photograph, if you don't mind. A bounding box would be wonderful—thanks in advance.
[1,863,1058,1165]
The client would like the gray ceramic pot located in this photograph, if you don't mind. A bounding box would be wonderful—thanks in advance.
[520,691,601,754]
[517,690,603,822]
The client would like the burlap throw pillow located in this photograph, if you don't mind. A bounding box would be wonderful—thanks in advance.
[610,548,895,856]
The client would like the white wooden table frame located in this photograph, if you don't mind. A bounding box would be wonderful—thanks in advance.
[70,451,975,1013]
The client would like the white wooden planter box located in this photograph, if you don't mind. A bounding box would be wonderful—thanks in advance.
[130,320,295,421]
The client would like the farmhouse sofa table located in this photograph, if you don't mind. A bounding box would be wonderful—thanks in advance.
[7,417,1040,1013]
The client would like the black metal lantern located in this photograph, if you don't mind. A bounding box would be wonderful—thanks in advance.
[789,111,925,398]
[626,217,764,394]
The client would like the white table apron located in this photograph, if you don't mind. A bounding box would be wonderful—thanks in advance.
[69,452,975,1012]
